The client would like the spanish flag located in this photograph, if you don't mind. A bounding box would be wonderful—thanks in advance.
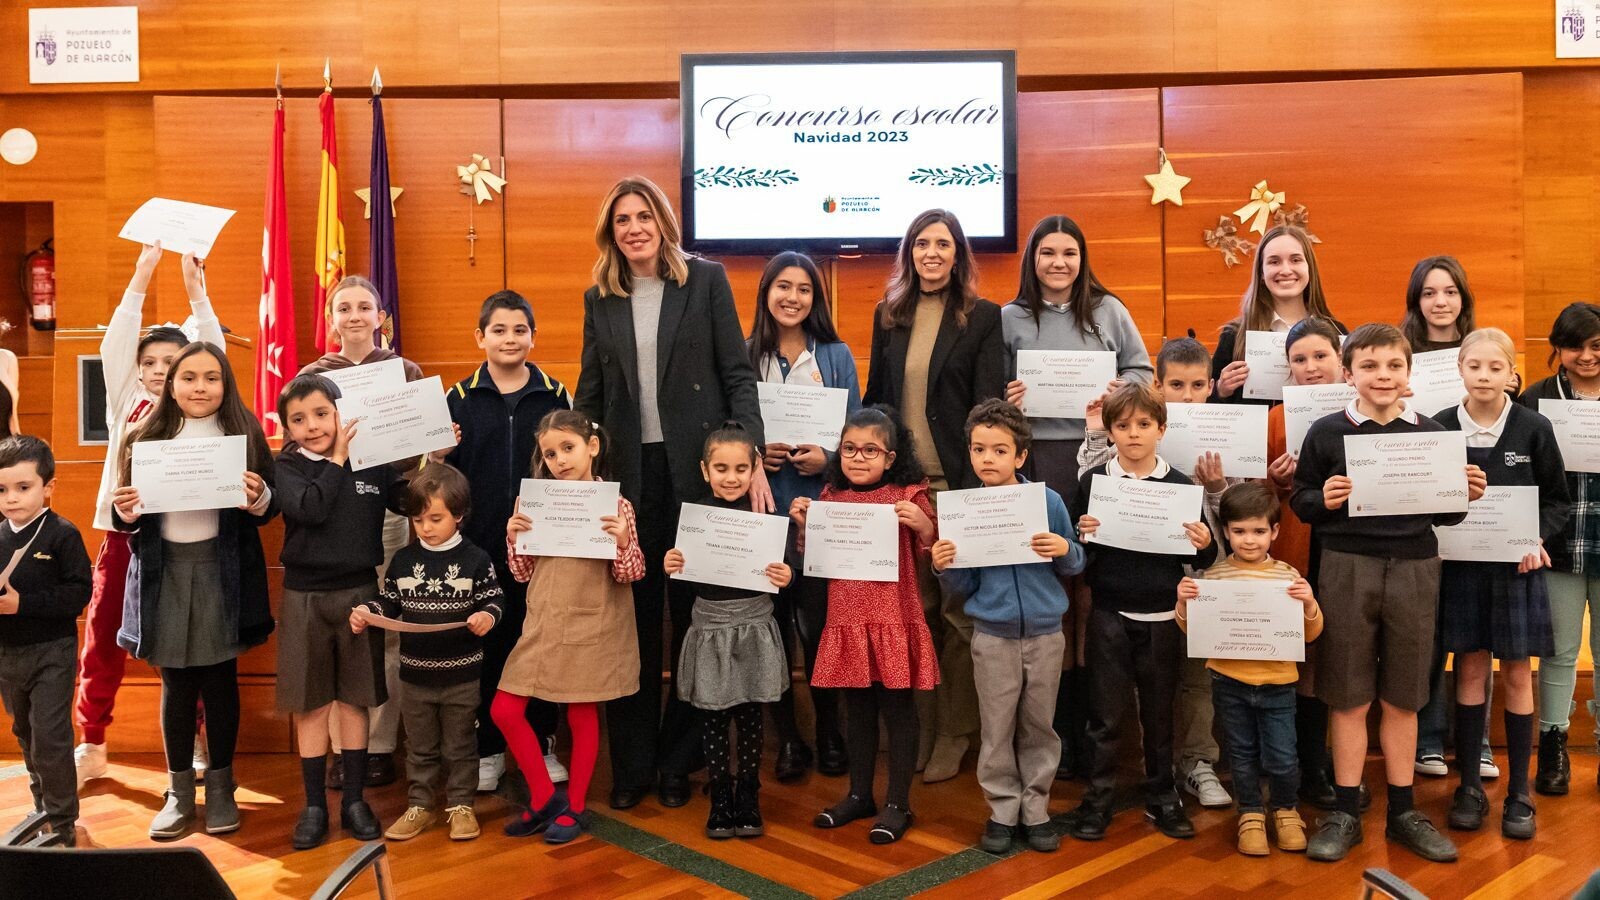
[312,84,345,353]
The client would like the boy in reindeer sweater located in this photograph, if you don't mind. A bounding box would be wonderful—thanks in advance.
[353,464,503,842]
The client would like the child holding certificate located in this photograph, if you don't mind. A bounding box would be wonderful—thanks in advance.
[1263,316,1349,811]
[273,374,410,850]
[78,243,222,789]
[353,464,503,843]
[664,422,793,840]
[1067,382,1215,842]
[499,410,644,844]
[0,436,92,846]
[794,406,938,844]
[1289,323,1486,864]
[1079,337,1234,811]
[1520,302,1600,796]
[1433,329,1569,839]
[1176,482,1323,857]
[111,341,277,840]
[930,400,1084,854]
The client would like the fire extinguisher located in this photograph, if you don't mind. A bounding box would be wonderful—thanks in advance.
[22,238,54,331]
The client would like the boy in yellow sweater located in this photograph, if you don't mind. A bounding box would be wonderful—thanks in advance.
[1176,482,1323,856]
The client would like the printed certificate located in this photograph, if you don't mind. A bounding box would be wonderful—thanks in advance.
[671,503,790,594]
[1082,475,1204,556]
[1436,485,1542,563]
[937,482,1049,568]
[321,358,407,398]
[1344,431,1469,517]
[336,376,455,471]
[803,501,898,581]
[1185,580,1305,662]
[757,382,849,450]
[1014,350,1117,419]
[1158,403,1269,479]
[1282,383,1356,458]
[1242,331,1291,401]
[515,479,620,560]
[1540,400,1600,474]
[130,434,247,514]
[1404,349,1465,418]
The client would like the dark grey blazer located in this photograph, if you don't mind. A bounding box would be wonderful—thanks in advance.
[576,256,764,505]
[863,297,1007,489]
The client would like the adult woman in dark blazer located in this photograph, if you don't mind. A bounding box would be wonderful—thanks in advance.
[863,208,1006,783]
[576,175,768,811]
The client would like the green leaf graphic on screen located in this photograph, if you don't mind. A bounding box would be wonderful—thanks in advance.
[693,166,800,188]
[908,164,1004,186]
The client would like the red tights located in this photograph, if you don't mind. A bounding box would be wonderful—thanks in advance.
[491,691,598,826]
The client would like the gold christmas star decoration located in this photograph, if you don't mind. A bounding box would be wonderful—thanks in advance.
[354,185,403,219]
[1143,148,1191,206]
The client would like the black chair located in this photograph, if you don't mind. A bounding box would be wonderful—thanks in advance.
[1360,867,1429,900]
[0,811,395,900]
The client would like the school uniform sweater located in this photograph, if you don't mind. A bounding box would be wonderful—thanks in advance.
[0,511,92,647]
[939,477,1085,638]
[1432,402,1570,542]
[274,449,409,591]
[1001,296,1154,441]
[371,535,503,687]
[1288,405,1467,558]
[1072,460,1218,615]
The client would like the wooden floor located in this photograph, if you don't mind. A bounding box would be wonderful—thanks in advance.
[4,748,1598,899]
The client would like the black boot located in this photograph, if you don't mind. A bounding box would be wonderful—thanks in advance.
[705,779,737,839]
[734,774,764,837]
[1535,727,1570,796]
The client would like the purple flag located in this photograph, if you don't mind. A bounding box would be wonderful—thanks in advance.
[369,91,401,352]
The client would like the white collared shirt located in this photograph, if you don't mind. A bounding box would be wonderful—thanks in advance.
[6,508,45,533]
[760,343,825,387]
[421,532,463,553]
[1269,312,1294,333]
[1104,454,1172,480]
[1457,398,1512,449]
[1344,399,1419,426]
[298,447,327,462]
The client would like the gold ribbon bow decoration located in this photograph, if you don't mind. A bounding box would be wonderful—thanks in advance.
[1233,180,1284,235]
[1269,203,1321,244]
[1203,215,1257,268]
[457,154,506,204]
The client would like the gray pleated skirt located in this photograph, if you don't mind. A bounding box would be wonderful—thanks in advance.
[147,539,242,669]
[676,594,787,711]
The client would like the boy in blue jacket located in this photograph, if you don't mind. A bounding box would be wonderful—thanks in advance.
[933,399,1084,854]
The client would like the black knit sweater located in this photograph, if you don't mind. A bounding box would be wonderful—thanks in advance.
[1071,463,1218,615]
[275,450,408,591]
[0,511,91,646]
[370,537,503,687]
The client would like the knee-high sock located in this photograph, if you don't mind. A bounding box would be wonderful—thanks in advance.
[1455,702,1487,791]
[1505,711,1533,798]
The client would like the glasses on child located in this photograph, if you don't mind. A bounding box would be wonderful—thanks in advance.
[839,444,886,460]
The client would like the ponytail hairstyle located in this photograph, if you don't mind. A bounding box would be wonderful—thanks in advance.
[701,419,760,466]
[1400,256,1476,352]
[823,404,927,490]
[119,341,271,487]
[1227,224,1335,361]
[532,408,612,481]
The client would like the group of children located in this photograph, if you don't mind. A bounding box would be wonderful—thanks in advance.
[2,236,1598,875]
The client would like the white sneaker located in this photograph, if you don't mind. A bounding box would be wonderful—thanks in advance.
[192,734,209,781]
[541,735,569,783]
[74,742,108,788]
[1480,756,1500,779]
[1182,761,1232,808]
[1414,753,1447,777]
[477,753,505,792]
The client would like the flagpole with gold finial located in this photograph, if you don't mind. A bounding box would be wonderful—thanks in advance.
[323,57,331,93]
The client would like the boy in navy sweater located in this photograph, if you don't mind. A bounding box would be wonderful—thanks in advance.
[438,290,571,789]
[934,400,1084,854]
[274,374,410,849]
[1066,383,1216,842]
[1290,323,1486,864]
[0,436,92,845]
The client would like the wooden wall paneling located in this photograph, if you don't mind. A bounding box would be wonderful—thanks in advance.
[1160,73,1525,352]
[3,1,1588,94]
[1522,71,1600,382]
[153,96,505,395]
[502,99,686,391]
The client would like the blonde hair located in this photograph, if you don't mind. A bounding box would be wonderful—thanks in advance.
[1459,326,1516,367]
[591,176,690,297]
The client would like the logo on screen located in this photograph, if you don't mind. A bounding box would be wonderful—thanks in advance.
[821,196,838,214]
[34,29,57,65]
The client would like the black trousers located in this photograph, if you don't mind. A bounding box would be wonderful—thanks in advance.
[1084,607,1181,808]
[607,443,701,789]
[477,564,559,758]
